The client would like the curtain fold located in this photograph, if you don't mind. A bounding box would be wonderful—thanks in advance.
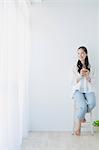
[0,0,31,150]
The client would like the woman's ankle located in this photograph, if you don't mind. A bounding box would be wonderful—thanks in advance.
[80,118,86,123]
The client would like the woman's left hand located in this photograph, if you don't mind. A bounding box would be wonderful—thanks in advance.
[85,69,90,77]
[84,69,91,82]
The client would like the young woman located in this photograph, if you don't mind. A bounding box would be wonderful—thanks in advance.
[72,46,96,136]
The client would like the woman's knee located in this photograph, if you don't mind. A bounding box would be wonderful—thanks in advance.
[87,99,96,112]
[88,102,96,111]
[86,92,96,111]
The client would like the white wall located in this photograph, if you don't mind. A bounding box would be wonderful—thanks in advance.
[29,3,98,131]
[96,4,99,118]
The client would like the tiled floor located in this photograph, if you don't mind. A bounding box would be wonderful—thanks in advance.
[21,131,99,150]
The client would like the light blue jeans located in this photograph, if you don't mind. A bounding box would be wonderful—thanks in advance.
[73,90,96,120]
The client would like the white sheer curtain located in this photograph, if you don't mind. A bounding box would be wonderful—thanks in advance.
[0,0,31,150]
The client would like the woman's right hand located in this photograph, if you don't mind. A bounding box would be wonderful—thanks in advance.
[80,68,87,76]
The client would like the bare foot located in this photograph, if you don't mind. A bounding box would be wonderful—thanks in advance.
[74,129,81,136]
[74,119,81,136]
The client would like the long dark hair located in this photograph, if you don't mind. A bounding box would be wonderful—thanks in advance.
[77,46,90,73]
